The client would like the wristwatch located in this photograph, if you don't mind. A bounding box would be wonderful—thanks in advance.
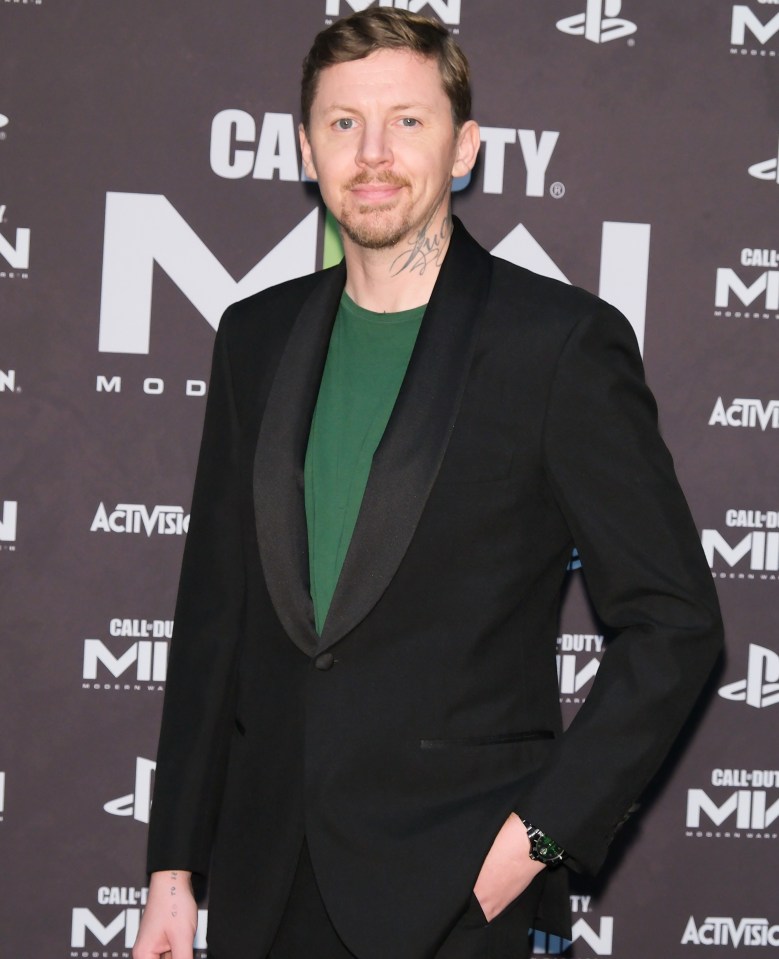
[522,819,567,867]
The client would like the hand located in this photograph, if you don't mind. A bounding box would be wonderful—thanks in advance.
[132,870,197,959]
[472,813,545,922]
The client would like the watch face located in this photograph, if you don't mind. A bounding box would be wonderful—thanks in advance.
[531,832,564,862]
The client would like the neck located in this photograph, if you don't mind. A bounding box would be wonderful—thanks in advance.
[342,203,453,313]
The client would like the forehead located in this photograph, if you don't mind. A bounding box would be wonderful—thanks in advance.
[311,48,449,114]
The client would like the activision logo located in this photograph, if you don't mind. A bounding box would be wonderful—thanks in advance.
[91,503,189,536]
[0,499,17,550]
[701,509,779,580]
[71,886,207,954]
[686,767,779,839]
[682,915,779,947]
[533,896,614,955]
[0,204,30,279]
[709,398,779,431]
[720,644,779,708]
[731,4,779,55]
[556,0,636,44]
[556,633,603,704]
[104,756,155,823]
[748,135,779,182]
[324,0,461,26]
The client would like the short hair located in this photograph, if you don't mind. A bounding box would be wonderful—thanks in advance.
[301,8,471,133]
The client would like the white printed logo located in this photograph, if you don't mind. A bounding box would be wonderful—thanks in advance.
[682,915,779,947]
[731,5,779,48]
[720,644,779,708]
[103,757,155,823]
[709,398,779,430]
[0,114,9,129]
[0,500,17,543]
[557,633,603,703]
[557,0,636,44]
[0,208,30,274]
[714,250,779,319]
[90,503,190,536]
[702,510,779,579]
[686,768,779,837]
[0,771,5,820]
[492,220,650,353]
[533,917,614,955]
[324,0,461,26]
[210,110,300,181]
[71,898,208,951]
[748,135,779,182]
[478,128,559,197]
[99,193,318,354]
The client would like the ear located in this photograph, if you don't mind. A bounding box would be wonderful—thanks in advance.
[451,120,480,179]
[299,123,318,181]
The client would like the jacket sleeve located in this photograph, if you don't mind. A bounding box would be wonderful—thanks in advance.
[515,303,723,875]
[147,307,246,876]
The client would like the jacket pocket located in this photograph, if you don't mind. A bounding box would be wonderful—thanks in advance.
[419,730,555,749]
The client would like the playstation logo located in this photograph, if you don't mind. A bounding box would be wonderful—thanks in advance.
[103,756,155,823]
[719,644,779,708]
[557,0,637,43]
[748,135,779,183]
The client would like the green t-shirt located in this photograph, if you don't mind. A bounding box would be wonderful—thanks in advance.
[304,291,425,633]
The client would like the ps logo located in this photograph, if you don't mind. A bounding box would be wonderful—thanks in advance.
[719,644,779,709]
[557,0,637,44]
[748,135,779,184]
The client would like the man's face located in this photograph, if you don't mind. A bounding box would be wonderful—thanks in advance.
[300,49,477,251]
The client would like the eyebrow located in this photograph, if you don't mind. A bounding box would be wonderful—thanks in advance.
[321,102,433,115]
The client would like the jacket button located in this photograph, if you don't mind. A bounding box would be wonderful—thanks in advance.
[314,652,334,671]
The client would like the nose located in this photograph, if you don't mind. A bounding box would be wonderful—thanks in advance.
[356,121,393,169]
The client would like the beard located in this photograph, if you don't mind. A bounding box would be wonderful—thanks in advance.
[337,171,414,250]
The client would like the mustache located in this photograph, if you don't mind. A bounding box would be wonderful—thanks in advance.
[346,171,411,190]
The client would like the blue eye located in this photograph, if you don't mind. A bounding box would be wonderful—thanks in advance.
[401,117,419,127]
[336,118,354,130]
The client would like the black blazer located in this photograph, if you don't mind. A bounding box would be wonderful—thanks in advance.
[147,220,723,959]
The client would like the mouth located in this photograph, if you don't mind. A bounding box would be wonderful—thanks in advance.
[350,184,404,205]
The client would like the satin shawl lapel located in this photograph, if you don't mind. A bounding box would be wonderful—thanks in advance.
[253,262,346,657]
[318,222,493,650]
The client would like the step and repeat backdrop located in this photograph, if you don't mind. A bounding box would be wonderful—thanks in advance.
[1,1,777,956]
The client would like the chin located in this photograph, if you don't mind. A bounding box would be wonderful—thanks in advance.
[340,209,413,252]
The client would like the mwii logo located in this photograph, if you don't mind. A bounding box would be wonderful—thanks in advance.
[556,0,636,44]
[71,890,207,952]
[0,500,17,547]
[104,757,155,823]
[493,220,650,352]
[533,896,614,955]
[749,135,779,183]
[714,249,779,319]
[720,644,779,708]
[324,0,461,26]
[702,509,779,579]
[686,767,779,838]
[557,633,603,703]
[731,4,779,53]
[0,205,30,277]
[99,193,318,354]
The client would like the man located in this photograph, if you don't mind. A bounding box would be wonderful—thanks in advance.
[133,9,722,959]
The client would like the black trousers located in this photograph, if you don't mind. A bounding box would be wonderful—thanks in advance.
[266,841,542,959]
